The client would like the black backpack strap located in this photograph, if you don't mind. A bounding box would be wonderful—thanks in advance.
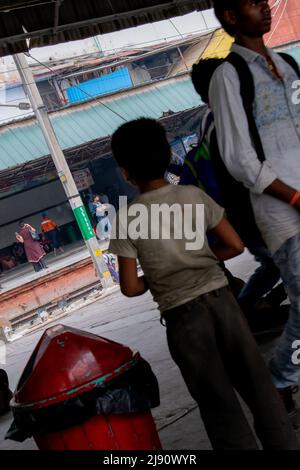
[226,52,265,163]
[278,52,300,78]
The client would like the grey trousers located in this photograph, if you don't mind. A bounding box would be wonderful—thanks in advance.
[164,286,299,450]
[270,232,300,388]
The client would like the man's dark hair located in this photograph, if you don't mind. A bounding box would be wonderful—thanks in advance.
[213,0,239,36]
[191,59,223,103]
[111,118,171,182]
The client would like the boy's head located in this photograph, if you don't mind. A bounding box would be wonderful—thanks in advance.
[111,118,171,184]
[213,0,271,38]
[191,59,223,103]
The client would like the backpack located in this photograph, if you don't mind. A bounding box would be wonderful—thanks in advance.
[0,369,12,415]
[180,52,300,248]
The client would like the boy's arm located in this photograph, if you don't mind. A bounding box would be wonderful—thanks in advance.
[208,218,244,261]
[200,189,244,260]
[109,209,148,298]
[118,256,149,297]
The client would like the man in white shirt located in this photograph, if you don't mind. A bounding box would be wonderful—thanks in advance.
[209,0,300,430]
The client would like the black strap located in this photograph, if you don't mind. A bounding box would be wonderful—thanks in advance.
[278,52,300,78]
[226,52,266,163]
[196,109,214,149]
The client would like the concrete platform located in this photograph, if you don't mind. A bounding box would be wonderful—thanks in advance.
[0,251,299,450]
[0,240,109,294]
[0,240,109,328]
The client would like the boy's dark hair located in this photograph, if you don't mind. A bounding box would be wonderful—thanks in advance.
[191,59,223,103]
[18,220,25,228]
[111,118,171,182]
[213,0,239,37]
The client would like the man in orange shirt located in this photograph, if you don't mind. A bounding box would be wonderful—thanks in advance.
[40,213,64,256]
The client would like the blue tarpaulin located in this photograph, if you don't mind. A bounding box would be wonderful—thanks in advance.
[66,68,133,103]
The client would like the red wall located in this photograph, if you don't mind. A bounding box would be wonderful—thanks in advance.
[265,0,300,47]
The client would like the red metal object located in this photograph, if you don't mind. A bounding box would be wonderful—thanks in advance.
[34,413,162,450]
[266,0,300,47]
[11,324,162,450]
[12,324,137,409]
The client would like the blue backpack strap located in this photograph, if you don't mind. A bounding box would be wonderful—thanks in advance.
[226,52,265,163]
[180,143,206,190]
[180,111,214,188]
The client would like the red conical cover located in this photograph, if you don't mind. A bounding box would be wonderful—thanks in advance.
[12,324,138,410]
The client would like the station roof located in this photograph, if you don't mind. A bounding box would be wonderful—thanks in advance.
[0,0,213,56]
[0,74,201,171]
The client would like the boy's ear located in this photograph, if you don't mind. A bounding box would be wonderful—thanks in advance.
[223,9,237,31]
[121,167,130,181]
[120,167,137,187]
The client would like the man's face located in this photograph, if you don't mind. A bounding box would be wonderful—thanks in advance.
[228,0,272,37]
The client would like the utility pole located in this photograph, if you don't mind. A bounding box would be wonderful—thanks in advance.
[13,53,113,288]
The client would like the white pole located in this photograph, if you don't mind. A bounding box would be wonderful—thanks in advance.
[13,53,113,288]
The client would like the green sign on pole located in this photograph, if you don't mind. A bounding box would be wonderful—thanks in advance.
[73,206,95,241]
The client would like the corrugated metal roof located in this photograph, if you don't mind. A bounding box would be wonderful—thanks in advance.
[201,29,234,59]
[167,28,235,77]
[0,0,213,56]
[0,76,201,171]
